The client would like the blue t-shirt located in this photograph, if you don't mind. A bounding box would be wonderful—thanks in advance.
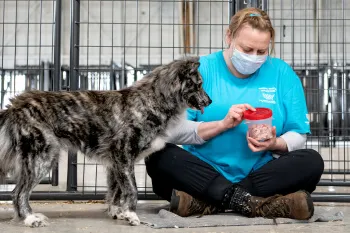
[183,50,311,183]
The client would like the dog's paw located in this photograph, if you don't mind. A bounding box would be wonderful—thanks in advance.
[108,205,125,220]
[125,210,140,226]
[24,213,49,227]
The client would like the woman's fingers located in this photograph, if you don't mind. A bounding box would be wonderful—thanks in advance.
[229,112,242,121]
[247,137,263,147]
[231,104,256,112]
[242,104,256,111]
[223,103,256,129]
[271,126,276,136]
[229,107,244,121]
[247,139,262,152]
[247,132,275,152]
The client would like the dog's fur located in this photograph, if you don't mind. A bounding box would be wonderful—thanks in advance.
[0,57,211,227]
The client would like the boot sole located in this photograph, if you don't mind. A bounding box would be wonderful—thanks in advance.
[301,190,314,219]
[169,189,180,213]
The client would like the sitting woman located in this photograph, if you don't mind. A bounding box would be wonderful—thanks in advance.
[145,7,324,220]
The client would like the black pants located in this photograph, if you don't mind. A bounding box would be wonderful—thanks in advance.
[145,143,324,206]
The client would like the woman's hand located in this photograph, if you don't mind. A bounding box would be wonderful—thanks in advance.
[247,126,277,152]
[197,103,255,141]
[219,104,256,130]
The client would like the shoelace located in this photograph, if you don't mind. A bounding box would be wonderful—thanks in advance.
[188,199,217,218]
[197,206,215,218]
[255,194,292,218]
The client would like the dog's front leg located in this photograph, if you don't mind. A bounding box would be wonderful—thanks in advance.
[121,166,139,226]
[107,161,140,226]
[106,166,124,219]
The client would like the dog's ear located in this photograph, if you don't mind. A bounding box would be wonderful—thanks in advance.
[189,60,200,74]
[173,56,200,81]
[181,56,200,75]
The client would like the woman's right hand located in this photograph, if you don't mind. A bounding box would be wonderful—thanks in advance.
[219,104,256,130]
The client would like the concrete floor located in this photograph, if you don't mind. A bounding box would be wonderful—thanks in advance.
[0,201,349,233]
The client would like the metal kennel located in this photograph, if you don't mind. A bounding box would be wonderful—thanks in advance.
[0,0,350,202]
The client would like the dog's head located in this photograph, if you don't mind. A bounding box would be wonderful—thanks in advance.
[173,57,212,114]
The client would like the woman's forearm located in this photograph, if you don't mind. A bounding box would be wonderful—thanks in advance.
[165,119,229,145]
[197,120,227,141]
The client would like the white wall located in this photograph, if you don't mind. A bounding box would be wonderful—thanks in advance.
[0,0,230,69]
[269,0,350,66]
[2,0,350,69]
[0,0,56,68]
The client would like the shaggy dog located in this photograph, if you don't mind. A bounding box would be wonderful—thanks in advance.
[0,57,211,227]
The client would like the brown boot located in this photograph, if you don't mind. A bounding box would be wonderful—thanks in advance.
[169,189,219,217]
[223,186,314,220]
[249,190,314,220]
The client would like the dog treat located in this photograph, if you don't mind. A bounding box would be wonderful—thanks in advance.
[248,123,273,141]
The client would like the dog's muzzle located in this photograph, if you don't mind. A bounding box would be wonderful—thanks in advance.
[187,91,212,114]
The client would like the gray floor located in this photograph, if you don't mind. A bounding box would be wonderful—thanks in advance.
[0,200,349,233]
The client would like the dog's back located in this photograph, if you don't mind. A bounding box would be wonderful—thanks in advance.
[0,86,182,175]
[3,91,118,150]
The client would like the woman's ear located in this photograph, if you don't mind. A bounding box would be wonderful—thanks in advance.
[225,29,232,48]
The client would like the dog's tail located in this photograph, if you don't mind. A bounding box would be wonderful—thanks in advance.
[0,109,13,183]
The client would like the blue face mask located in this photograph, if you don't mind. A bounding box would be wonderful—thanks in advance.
[230,48,267,75]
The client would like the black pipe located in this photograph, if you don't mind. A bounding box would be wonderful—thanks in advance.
[312,193,350,202]
[317,181,350,186]
[0,69,5,109]
[0,191,349,203]
[323,170,350,175]
[69,0,80,91]
[66,151,78,192]
[0,192,160,201]
[1,177,52,185]
[229,0,235,19]
[54,0,62,91]
[67,0,80,191]
[51,0,62,187]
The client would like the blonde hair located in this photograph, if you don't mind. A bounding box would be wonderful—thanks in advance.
[227,7,275,55]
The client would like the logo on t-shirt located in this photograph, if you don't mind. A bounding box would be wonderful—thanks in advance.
[259,87,276,104]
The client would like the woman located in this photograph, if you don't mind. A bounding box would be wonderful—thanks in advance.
[145,7,324,220]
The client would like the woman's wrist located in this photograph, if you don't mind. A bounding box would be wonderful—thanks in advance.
[217,120,229,132]
[270,137,288,153]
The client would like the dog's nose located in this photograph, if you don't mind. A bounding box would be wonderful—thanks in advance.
[208,98,212,104]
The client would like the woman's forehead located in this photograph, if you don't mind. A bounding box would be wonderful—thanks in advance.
[235,25,270,49]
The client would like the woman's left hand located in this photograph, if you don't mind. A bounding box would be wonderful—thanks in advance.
[247,126,277,152]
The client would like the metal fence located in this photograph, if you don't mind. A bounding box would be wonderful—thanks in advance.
[0,0,350,202]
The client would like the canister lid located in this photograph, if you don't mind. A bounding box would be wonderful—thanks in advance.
[243,107,272,120]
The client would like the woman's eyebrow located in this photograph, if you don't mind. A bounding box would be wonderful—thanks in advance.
[240,45,252,50]
[240,44,268,51]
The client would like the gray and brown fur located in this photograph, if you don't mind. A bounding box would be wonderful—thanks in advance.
[0,57,211,227]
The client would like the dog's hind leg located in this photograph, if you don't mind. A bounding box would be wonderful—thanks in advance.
[13,151,58,227]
